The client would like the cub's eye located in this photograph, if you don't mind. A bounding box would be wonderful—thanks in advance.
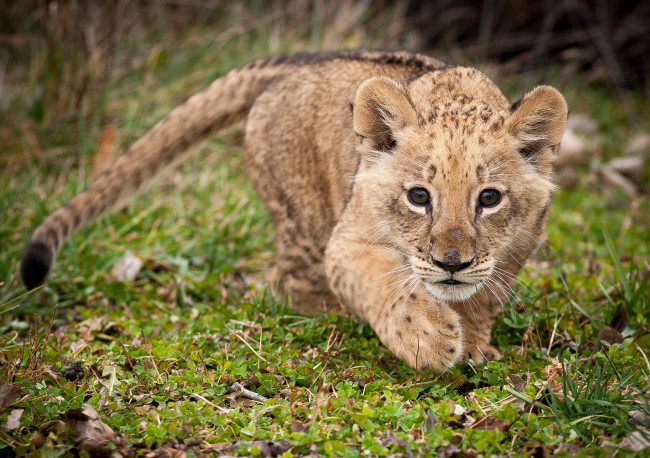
[407,187,430,206]
[478,189,502,207]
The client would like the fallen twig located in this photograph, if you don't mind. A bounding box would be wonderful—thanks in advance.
[229,382,268,403]
[192,393,231,414]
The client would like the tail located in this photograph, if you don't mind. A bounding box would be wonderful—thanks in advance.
[21,56,288,289]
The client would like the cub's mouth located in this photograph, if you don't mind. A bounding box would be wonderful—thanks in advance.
[410,255,492,302]
[424,279,483,302]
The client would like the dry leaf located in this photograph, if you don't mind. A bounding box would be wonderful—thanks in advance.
[77,315,106,341]
[471,415,510,432]
[509,374,527,392]
[291,421,310,433]
[508,374,528,409]
[30,419,66,448]
[29,405,128,454]
[70,339,89,356]
[0,385,21,413]
[620,429,650,452]
[630,410,648,427]
[64,404,115,442]
[112,250,144,281]
[134,405,151,416]
[3,408,24,430]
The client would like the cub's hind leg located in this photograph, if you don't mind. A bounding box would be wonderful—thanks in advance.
[268,223,341,314]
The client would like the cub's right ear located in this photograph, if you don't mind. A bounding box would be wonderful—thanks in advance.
[352,77,418,153]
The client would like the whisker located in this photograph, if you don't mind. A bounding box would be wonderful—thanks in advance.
[364,264,413,289]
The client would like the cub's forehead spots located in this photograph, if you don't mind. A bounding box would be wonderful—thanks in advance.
[427,163,436,181]
[401,152,436,182]
[433,160,475,185]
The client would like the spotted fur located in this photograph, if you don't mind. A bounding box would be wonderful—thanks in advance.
[22,50,567,370]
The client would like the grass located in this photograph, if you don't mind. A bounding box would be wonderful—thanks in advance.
[1,4,650,457]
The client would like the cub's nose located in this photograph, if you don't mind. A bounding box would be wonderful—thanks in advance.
[432,249,473,273]
[434,259,472,273]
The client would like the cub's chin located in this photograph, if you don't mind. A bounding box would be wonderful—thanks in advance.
[424,281,483,303]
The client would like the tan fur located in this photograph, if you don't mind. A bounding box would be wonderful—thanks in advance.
[22,50,567,370]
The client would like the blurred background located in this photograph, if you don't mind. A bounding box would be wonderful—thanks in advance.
[0,0,648,207]
[1,0,648,123]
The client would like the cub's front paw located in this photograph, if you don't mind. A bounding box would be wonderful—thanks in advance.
[375,300,463,371]
[464,344,502,364]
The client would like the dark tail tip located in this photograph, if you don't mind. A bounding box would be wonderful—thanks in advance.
[21,241,53,290]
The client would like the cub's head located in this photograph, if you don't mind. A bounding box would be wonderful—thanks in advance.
[352,68,567,303]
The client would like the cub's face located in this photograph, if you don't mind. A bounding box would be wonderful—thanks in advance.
[362,129,553,303]
[352,70,567,303]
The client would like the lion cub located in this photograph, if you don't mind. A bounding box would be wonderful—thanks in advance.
[22,50,567,370]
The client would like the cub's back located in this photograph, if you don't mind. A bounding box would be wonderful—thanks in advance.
[244,52,450,245]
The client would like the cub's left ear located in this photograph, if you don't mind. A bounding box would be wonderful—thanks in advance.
[505,86,568,169]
